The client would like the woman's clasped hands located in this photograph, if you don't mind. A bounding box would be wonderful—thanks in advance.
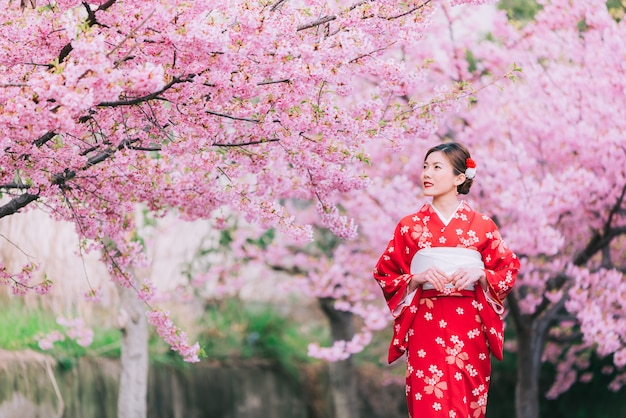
[409,267,486,292]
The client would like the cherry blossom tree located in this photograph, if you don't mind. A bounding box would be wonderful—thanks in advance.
[0,0,493,416]
[199,2,626,418]
[423,1,626,417]
[0,0,490,358]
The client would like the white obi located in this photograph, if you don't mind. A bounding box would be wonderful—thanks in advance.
[394,247,484,317]
[411,247,484,291]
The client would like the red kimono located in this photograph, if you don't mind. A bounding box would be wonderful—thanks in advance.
[373,201,520,418]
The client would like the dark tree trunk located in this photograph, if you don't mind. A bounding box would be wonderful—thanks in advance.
[319,297,358,418]
[509,294,554,418]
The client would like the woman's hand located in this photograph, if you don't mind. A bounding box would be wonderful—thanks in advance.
[449,267,486,291]
[409,267,450,293]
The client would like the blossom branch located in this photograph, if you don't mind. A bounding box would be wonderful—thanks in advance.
[98,76,190,107]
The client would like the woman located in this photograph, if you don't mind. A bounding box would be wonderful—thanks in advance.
[373,142,520,418]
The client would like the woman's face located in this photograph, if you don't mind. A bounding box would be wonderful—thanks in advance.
[421,151,464,198]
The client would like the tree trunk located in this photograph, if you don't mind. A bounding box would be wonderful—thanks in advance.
[509,291,564,418]
[514,320,542,418]
[319,297,359,418]
[511,301,555,418]
[117,286,149,418]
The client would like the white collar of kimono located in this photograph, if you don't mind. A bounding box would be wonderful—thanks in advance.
[430,201,463,226]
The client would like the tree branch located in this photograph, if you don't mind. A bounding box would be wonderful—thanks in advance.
[297,15,336,32]
[0,182,31,190]
[574,226,626,266]
[206,110,260,123]
[0,192,40,218]
[257,78,291,86]
[97,77,188,107]
[384,0,432,20]
[270,0,287,12]
[212,138,280,147]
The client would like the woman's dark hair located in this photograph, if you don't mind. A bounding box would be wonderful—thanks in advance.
[424,142,474,195]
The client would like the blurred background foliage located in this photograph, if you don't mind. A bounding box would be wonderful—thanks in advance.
[3,292,626,418]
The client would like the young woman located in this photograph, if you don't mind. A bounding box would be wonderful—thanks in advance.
[373,142,520,418]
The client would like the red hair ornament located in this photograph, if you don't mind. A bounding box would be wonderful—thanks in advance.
[465,158,477,179]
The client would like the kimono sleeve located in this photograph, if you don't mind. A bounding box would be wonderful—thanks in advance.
[480,217,520,304]
[373,219,419,315]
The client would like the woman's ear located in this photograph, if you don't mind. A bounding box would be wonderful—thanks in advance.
[455,173,466,186]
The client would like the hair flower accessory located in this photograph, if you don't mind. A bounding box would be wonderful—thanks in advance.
[465,157,477,179]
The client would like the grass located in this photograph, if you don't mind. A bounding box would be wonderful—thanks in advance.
[191,298,328,376]
[0,297,121,359]
[0,294,382,379]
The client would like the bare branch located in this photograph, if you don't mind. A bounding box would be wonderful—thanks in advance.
[297,15,336,32]
[33,131,57,147]
[97,77,187,107]
[384,0,432,20]
[0,193,40,218]
[257,78,291,85]
[270,0,287,12]
[0,182,30,190]
[96,0,117,12]
[574,225,626,266]
[206,110,260,123]
[213,138,280,147]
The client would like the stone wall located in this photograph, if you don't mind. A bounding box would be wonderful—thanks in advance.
[0,350,407,418]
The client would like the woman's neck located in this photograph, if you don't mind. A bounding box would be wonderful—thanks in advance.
[431,195,461,219]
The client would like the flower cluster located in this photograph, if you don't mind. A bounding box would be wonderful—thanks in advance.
[146,309,201,363]
[37,316,94,350]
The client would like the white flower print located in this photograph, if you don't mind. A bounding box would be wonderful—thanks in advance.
[388,246,395,253]
[466,364,478,377]
[455,372,463,381]
[439,237,447,244]
[450,335,462,345]
[456,307,464,315]
[401,225,409,234]
[439,320,447,328]
[468,328,481,339]
[416,370,424,378]
[418,349,427,358]
[433,402,442,411]
[425,312,433,321]
[435,337,445,346]
[456,229,463,235]
[449,411,457,418]
[415,393,422,401]
[412,215,420,222]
